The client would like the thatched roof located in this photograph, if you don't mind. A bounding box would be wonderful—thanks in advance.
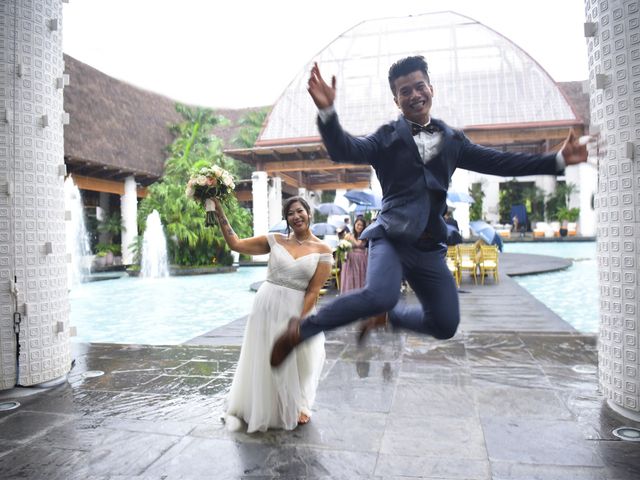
[63,54,263,186]
[557,81,590,128]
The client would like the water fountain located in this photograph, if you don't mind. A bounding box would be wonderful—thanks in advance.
[140,210,170,278]
[64,176,92,286]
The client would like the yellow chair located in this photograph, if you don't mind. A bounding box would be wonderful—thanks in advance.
[456,244,478,284]
[478,245,499,284]
[446,246,461,287]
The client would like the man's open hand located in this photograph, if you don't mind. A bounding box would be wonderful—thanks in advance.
[307,62,336,109]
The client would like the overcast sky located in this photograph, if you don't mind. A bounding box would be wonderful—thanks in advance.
[62,0,590,109]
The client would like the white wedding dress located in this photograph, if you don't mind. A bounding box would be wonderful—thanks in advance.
[226,233,331,432]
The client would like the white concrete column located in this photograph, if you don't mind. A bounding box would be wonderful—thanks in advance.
[267,176,282,230]
[450,169,470,238]
[0,0,71,389]
[587,0,640,420]
[97,191,110,244]
[484,179,500,224]
[120,176,138,265]
[252,171,269,261]
[297,187,308,201]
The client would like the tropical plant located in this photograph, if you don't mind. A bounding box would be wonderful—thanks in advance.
[232,107,269,179]
[556,206,580,223]
[469,182,485,221]
[138,104,252,267]
[545,182,579,222]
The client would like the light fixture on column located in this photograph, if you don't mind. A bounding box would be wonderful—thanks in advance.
[0,181,13,196]
[58,164,67,176]
[56,74,70,89]
[43,242,53,255]
[16,63,22,77]
[1,108,9,123]
[625,142,635,160]
[41,114,49,128]
[584,22,597,37]
[47,19,59,31]
[62,112,70,125]
[595,74,610,89]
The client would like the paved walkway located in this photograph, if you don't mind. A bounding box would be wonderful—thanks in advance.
[1,253,639,479]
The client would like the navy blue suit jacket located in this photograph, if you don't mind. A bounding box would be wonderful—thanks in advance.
[318,113,560,244]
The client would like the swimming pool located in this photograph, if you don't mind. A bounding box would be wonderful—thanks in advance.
[505,241,598,333]
[69,266,267,345]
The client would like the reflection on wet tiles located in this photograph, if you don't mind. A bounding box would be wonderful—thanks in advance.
[465,333,525,349]
[376,452,491,479]
[31,417,107,451]
[315,362,396,413]
[470,365,552,389]
[476,386,572,420]
[466,346,537,367]
[481,416,604,467]
[596,438,640,479]
[132,374,217,395]
[391,380,477,418]
[381,415,487,459]
[233,409,388,453]
[399,364,473,386]
[518,333,598,365]
[74,371,161,392]
[490,461,608,480]
[0,411,71,444]
[340,337,403,362]
[403,336,468,367]
[198,376,233,396]
[144,436,378,478]
[168,358,237,376]
[0,445,90,480]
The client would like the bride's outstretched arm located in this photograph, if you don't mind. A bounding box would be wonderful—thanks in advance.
[213,198,269,255]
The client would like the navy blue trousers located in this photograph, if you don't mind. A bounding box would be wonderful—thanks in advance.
[300,235,460,341]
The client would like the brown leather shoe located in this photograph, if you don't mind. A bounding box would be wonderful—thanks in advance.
[357,312,389,345]
[270,316,302,367]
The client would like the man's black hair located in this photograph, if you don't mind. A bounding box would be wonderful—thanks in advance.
[388,56,430,95]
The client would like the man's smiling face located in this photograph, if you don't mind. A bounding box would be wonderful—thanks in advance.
[392,70,434,125]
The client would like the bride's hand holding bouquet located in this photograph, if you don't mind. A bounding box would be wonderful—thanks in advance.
[185,165,235,226]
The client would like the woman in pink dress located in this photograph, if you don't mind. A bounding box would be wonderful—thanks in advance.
[340,217,368,293]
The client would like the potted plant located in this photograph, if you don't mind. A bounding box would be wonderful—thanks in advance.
[556,207,580,237]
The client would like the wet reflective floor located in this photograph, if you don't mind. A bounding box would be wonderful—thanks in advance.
[1,254,639,479]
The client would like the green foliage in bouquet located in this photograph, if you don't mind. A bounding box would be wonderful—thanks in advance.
[138,104,252,267]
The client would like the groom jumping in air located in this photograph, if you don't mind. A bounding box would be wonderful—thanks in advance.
[271,55,589,367]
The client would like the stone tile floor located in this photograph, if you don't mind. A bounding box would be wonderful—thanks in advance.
[1,252,639,479]
[1,328,639,479]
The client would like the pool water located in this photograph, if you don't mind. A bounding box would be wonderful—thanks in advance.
[69,266,267,345]
[505,242,598,333]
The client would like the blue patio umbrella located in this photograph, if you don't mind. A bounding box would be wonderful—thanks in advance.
[344,189,382,209]
[447,191,475,203]
[268,219,288,233]
[315,203,348,216]
[311,222,337,236]
[469,220,503,251]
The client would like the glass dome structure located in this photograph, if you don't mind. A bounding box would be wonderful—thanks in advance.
[258,11,578,144]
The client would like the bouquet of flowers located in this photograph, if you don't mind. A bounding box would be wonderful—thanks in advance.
[336,239,352,265]
[185,165,236,226]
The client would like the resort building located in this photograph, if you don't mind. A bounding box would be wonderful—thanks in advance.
[226,11,596,239]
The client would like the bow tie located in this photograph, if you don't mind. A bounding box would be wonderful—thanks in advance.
[409,121,439,136]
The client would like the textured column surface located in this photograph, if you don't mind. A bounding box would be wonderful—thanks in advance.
[587,0,640,420]
[251,171,268,261]
[0,0,70,389]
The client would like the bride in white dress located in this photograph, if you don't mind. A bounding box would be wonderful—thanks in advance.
[212,196,333,432]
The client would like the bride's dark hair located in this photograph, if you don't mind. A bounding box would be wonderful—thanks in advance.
[282,196,312,235]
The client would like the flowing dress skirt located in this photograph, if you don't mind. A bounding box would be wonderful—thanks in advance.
[226,281,325,432]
